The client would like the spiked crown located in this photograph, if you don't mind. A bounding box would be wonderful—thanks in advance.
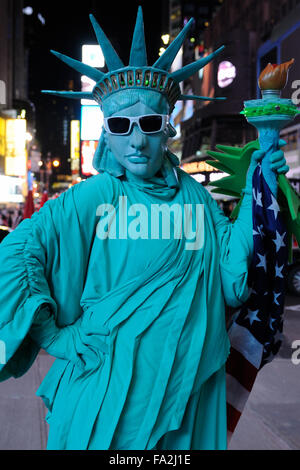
[42,7,225,113]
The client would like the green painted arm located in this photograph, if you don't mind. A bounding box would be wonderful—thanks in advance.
[206,140,300,262]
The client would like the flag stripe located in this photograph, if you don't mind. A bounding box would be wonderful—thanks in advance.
[226,347,258,391]
[226,163,288,438]
[227,322,263,368]
[226,402,242,433]
[226,372,252,413]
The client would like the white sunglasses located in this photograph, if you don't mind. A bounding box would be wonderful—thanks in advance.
[104,114,169,135]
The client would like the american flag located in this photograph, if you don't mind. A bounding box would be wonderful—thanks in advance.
[226,163,288,441]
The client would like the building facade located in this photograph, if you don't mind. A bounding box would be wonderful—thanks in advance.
[0,0,29,204]
[169,0,300,186]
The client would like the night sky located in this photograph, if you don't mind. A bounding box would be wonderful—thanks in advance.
[26,0,166,96]
[24,1,167,158]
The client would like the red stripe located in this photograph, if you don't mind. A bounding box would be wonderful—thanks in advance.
[226,346,258,391]
[227,402,242,433]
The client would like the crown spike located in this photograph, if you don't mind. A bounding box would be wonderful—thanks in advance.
[129,6,147,67]
[179,94,226,101]
[50,50,104,82]
[89,14,124,71]
[41,90,94,100]
[153,18,194,71]
[170,45,225,82]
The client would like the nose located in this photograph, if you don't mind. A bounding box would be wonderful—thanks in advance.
[129,123,147,150]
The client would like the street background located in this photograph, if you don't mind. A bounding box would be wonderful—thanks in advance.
[0,295,299,450]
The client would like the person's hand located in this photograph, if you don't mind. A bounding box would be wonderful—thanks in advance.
[244,139,289,196]
[30,306,110,371]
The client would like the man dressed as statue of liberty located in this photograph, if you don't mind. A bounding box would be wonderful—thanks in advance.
[0,7,297,450]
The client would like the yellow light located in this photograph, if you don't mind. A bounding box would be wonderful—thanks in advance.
[190,37,195,43]
[38,161,43,167]
[5,119,27,177]
[181,161,216,174]
[204,21,209,27]
[161,34,170,45]
[0,118,5,156]
[159,47,166,56]
[52,160,60,168]
[71,120,80,160]
[26,132,33,142]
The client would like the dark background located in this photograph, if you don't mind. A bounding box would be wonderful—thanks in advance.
[25,0,166,97]
[23,1,167,168]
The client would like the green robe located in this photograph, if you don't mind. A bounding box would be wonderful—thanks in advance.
[0,168,252,450]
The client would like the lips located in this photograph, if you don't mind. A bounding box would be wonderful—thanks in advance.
[127,154,149,164]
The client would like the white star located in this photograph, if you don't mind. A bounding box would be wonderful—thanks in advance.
[273,291,281,306]
[245,308,261,326]
[272,230,286,253]
[267,194,280,220]
[257,224,265,237]
[275,263,284,278]
[256,191,263,207]
[248,287,258,297]
[252,188,263,207]
[256,252,267,271]
[269,317,276,330]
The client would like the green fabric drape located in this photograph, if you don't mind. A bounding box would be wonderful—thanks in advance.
[0,167,253,449]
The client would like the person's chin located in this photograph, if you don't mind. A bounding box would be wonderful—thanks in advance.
[127,162,154,179]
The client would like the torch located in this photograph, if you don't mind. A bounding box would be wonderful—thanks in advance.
[241,59,299,195]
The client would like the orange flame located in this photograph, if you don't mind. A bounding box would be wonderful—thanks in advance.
[258,59,295,90]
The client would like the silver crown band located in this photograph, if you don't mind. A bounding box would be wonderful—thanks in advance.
[92,67,181,112]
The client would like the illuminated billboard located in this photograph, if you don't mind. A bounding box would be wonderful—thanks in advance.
[81,45,104,105]
[5,119,27,177]
[81,75,97,105]
[217,61,236,88]
[81,140,98,176]
[71,120,80,160]
[82,45,104,68]
[0,175,24,203]
[81,105,103,141]
[0,118,5,156]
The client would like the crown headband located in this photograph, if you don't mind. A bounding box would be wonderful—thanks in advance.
[42,7,226,112]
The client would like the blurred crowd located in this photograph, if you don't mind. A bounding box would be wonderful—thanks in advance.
[0,206,24,229]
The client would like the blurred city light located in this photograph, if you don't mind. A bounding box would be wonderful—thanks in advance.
[80,106,103,141]
[82,45,104,68]
[217,61,236,88]
[5,119,27,177]
[161,34,170,45]
[22,6,33,15]
[37,13,45,25]
[52,159,60,168]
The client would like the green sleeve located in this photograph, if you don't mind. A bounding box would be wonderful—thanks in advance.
[204,188,253,308]
[0,200,59,381]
